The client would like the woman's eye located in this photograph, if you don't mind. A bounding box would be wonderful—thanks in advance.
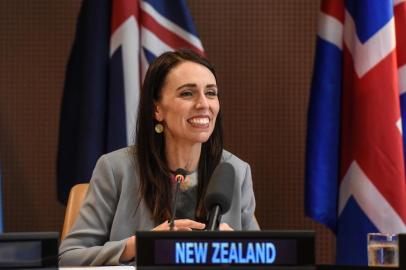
[206,90,218,97]
[180,91,193,97]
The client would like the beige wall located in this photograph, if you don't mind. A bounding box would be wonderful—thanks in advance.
[0,0,335,263]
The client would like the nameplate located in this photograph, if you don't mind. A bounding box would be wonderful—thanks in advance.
[136,230,314,268]
[0,232,58,269]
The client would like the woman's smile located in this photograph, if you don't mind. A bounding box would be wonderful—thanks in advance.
[187,115,210,128]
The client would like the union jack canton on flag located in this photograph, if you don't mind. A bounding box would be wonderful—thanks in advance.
[306,0,406,265]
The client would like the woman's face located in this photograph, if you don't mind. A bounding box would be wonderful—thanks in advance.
[154,61,220,146]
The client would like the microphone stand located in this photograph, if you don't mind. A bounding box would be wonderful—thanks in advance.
[169,170,186,231]
[169,179,181,231]
[206,205,221,231]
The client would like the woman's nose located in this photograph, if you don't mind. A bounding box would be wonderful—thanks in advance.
[195,94,209,109]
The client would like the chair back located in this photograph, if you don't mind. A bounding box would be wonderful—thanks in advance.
[61,183,89,240]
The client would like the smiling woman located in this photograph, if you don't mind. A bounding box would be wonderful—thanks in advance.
[58,49,259,266]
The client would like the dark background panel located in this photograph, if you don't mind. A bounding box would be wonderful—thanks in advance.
[0,0,335,264]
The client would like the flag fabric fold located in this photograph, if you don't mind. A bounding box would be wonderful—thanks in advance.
[57,0,203,203]
[306,0,406,265]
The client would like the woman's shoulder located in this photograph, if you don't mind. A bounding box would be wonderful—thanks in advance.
[220,150,252,188]
[92,146,139,190]
[102,145,136,159]
[221,149,250,170]
[97,146,138,172]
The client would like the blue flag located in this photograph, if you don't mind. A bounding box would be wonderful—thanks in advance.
[57,0,203,203]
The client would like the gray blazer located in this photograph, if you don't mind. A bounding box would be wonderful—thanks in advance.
[59,147,259,266]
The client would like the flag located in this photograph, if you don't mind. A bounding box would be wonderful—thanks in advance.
[306,0,406,265]
[57,0,203,204]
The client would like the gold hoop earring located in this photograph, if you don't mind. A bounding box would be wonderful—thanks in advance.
[155,123,164,133]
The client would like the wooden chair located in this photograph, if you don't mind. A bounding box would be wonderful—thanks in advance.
[61,183,89,241]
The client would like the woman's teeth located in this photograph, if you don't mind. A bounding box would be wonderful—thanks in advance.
[189,118,209,125]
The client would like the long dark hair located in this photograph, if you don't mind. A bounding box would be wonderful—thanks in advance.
[135,49,223,223]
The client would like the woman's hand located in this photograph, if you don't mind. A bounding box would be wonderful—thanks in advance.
[152,219,206,231]
[120,235,136,263]
[219,223,234,231]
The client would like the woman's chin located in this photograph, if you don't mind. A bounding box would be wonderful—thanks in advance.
[188,134,212,144]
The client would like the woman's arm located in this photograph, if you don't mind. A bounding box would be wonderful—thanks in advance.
[59,154,126,266]
[240,164,260,230]
[120,236,136,262]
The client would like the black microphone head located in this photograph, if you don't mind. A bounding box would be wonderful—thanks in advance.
[204,162,235,215]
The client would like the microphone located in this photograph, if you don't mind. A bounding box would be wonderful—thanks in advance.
[204,162,235,231]
[169,168,188,231]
